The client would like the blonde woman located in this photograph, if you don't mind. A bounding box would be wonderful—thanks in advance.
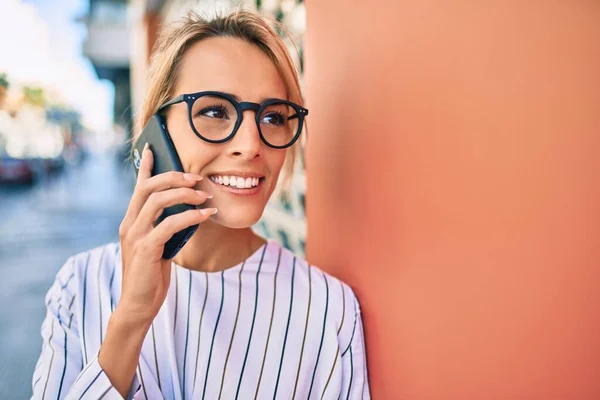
[32,10,369,400]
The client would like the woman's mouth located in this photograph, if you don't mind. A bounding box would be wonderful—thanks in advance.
[208,174,265,196]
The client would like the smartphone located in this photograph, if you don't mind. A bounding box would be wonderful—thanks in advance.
[132,114,198,259]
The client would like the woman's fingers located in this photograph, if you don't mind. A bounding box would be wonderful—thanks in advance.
[130,171,203,213]
[121,145,205,235]
[135,187,213,229]
[147,208,218,244]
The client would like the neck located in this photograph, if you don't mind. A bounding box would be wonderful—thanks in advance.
[172,219,266,273]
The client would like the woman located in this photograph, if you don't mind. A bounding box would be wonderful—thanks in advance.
[32,9,369,400]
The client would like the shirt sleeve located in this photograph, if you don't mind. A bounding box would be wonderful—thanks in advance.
[340,293,371,400]
[31,257,141,400]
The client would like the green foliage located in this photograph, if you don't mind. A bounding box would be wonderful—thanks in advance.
[22,86,46,107]
[0,73,8,90]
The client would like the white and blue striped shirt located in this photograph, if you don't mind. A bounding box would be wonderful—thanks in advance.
[32,240,370,399]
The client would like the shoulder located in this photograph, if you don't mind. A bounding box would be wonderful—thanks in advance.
[62,242,121,284]
[49,242,121,301]
[268,241,362,345]
[45,242,120,326]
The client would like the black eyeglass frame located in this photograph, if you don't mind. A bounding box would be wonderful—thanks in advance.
[157,91,309,149]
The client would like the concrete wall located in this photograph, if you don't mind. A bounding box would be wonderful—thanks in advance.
[304,1,600,398]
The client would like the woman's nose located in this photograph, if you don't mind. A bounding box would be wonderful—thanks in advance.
[228,110,262,160]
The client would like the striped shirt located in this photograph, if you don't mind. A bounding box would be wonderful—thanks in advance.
[32,240,370,399]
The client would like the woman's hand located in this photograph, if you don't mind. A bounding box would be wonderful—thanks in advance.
[117,143,216,325]
[98,144,216,396]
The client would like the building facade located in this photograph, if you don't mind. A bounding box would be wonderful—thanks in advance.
[83,0,132,134]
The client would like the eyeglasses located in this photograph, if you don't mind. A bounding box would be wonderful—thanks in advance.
[157,91,309,149]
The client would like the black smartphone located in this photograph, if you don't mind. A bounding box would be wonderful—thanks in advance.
[132,114,198,259]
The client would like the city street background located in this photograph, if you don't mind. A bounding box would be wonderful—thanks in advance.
[0,151,135,398]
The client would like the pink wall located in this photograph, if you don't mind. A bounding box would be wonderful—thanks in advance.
[304,1,600,398]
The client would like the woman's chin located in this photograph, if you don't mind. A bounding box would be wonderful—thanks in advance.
[209,209,263,229]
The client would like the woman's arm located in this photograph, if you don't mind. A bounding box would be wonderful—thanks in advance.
[97,306,151,397]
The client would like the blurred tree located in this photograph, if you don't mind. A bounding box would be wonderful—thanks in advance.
[22,86,46,108]
[0,73,8,90]
[0,73,8,109]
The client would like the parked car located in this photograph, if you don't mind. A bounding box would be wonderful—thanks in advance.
[0,156,35,184]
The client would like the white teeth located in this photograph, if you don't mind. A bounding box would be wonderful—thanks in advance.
[211,175,261,188]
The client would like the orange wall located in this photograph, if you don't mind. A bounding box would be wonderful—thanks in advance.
[304,1,600,398]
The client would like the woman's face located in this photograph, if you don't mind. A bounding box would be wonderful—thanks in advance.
[165,37,288,229]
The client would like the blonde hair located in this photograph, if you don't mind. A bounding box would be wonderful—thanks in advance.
[135,9,304,192]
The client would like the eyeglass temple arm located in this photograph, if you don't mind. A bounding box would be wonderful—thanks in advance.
[157,95,185,113]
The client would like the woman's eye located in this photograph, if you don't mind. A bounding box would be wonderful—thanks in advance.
[261,113,286,126]
[200,107,228,119]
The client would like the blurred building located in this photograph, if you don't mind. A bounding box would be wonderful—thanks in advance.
[82,0,132,134]
[129,0,308,256]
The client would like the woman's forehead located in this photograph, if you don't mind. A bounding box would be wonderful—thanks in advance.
[176,36,287,100]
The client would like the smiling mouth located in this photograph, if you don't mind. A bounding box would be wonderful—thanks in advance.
[209,174,265,189]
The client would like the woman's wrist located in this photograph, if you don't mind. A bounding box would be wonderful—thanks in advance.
[98,307,152,396]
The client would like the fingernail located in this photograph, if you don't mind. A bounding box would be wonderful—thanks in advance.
[196,190,213,199]
[183,173,203,181]
[200,208,218,216]
[143,142,149,152]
